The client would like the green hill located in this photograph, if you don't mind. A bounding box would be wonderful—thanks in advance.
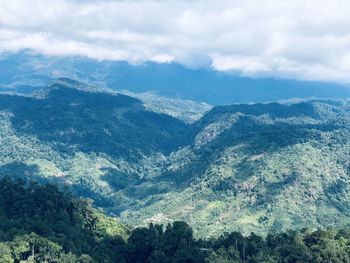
[1,80,350,238]
[124,100,350,237]
[0,177,129,262]
[3,179,350,263]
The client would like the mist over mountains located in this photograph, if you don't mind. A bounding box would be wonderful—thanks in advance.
[3,0,350,261]
[1,51,350,105]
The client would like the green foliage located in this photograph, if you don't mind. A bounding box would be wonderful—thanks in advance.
[2,82,350,238]
[119,100,350,237]
[202,228,350,263]
[1,177,350,262]
[0,242,14,263]
[0,178,129,262]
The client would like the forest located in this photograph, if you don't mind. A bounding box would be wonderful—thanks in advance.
[2,84,350,238]
[1,178,350,263]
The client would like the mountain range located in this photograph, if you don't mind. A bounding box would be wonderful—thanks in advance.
[1,51,350,106]
[1,78,350,237]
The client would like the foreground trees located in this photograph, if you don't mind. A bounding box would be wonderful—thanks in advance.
[1,178,350,262]
[0,177,128,262]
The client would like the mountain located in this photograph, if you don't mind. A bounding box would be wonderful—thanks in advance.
[116,99,350,237]
[1,51,350,105]
[117,89,212,123]
[0,80,189,202]
[1,79,350,238]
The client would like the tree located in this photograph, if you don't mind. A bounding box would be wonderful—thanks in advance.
[0,243,14,263]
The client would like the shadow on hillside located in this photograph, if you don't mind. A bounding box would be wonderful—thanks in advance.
[98,167,176,213]
[0,161,44,182]
[0,161,116,212]
[0,175,127,262]
[0,85,189,160]
[160,115,345,187]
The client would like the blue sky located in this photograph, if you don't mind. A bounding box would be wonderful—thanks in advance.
[1,0,350,83]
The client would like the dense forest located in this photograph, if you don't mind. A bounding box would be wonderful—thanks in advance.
[1,178,350,263]
[0,177,129,262]
[2,82,350,237]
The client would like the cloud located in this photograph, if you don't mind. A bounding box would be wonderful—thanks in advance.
[211,54,270,75]
[1,0,350,82]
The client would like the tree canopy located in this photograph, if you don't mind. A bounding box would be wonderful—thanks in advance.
[1,178,350,262]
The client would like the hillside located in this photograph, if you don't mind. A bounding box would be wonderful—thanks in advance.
[0,80,190,207]
[123,100,350,237]
[1,80,350,238]
[0,178,129,262]
[4,179,350,263]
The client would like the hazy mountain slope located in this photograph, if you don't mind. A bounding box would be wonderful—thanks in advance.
[1,79,350,238]
[117,89,212,123]
[1,51,350,105]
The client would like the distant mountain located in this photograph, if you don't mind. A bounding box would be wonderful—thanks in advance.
[1,51,350,105]
[1,80,350,237]
[117,89,212,123]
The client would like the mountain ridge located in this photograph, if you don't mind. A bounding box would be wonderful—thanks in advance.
[1,79,350,237]
[1,51,350,105]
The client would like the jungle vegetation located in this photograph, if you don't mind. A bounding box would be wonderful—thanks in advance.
[2,178,350,263]
[1,81,350,237]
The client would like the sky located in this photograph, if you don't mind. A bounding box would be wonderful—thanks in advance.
[1,0,350,83]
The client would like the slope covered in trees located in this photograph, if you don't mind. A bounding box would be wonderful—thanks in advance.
[0,177,129,262]
[1,80,350,237]
[2,178,350,263]
[118,99,350,237]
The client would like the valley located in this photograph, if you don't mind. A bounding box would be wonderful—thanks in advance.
[1,79,350,238]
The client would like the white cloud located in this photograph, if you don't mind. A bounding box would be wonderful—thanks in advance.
[1,0,350,82]
[211,54,270,75]
[151,54,174,63]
